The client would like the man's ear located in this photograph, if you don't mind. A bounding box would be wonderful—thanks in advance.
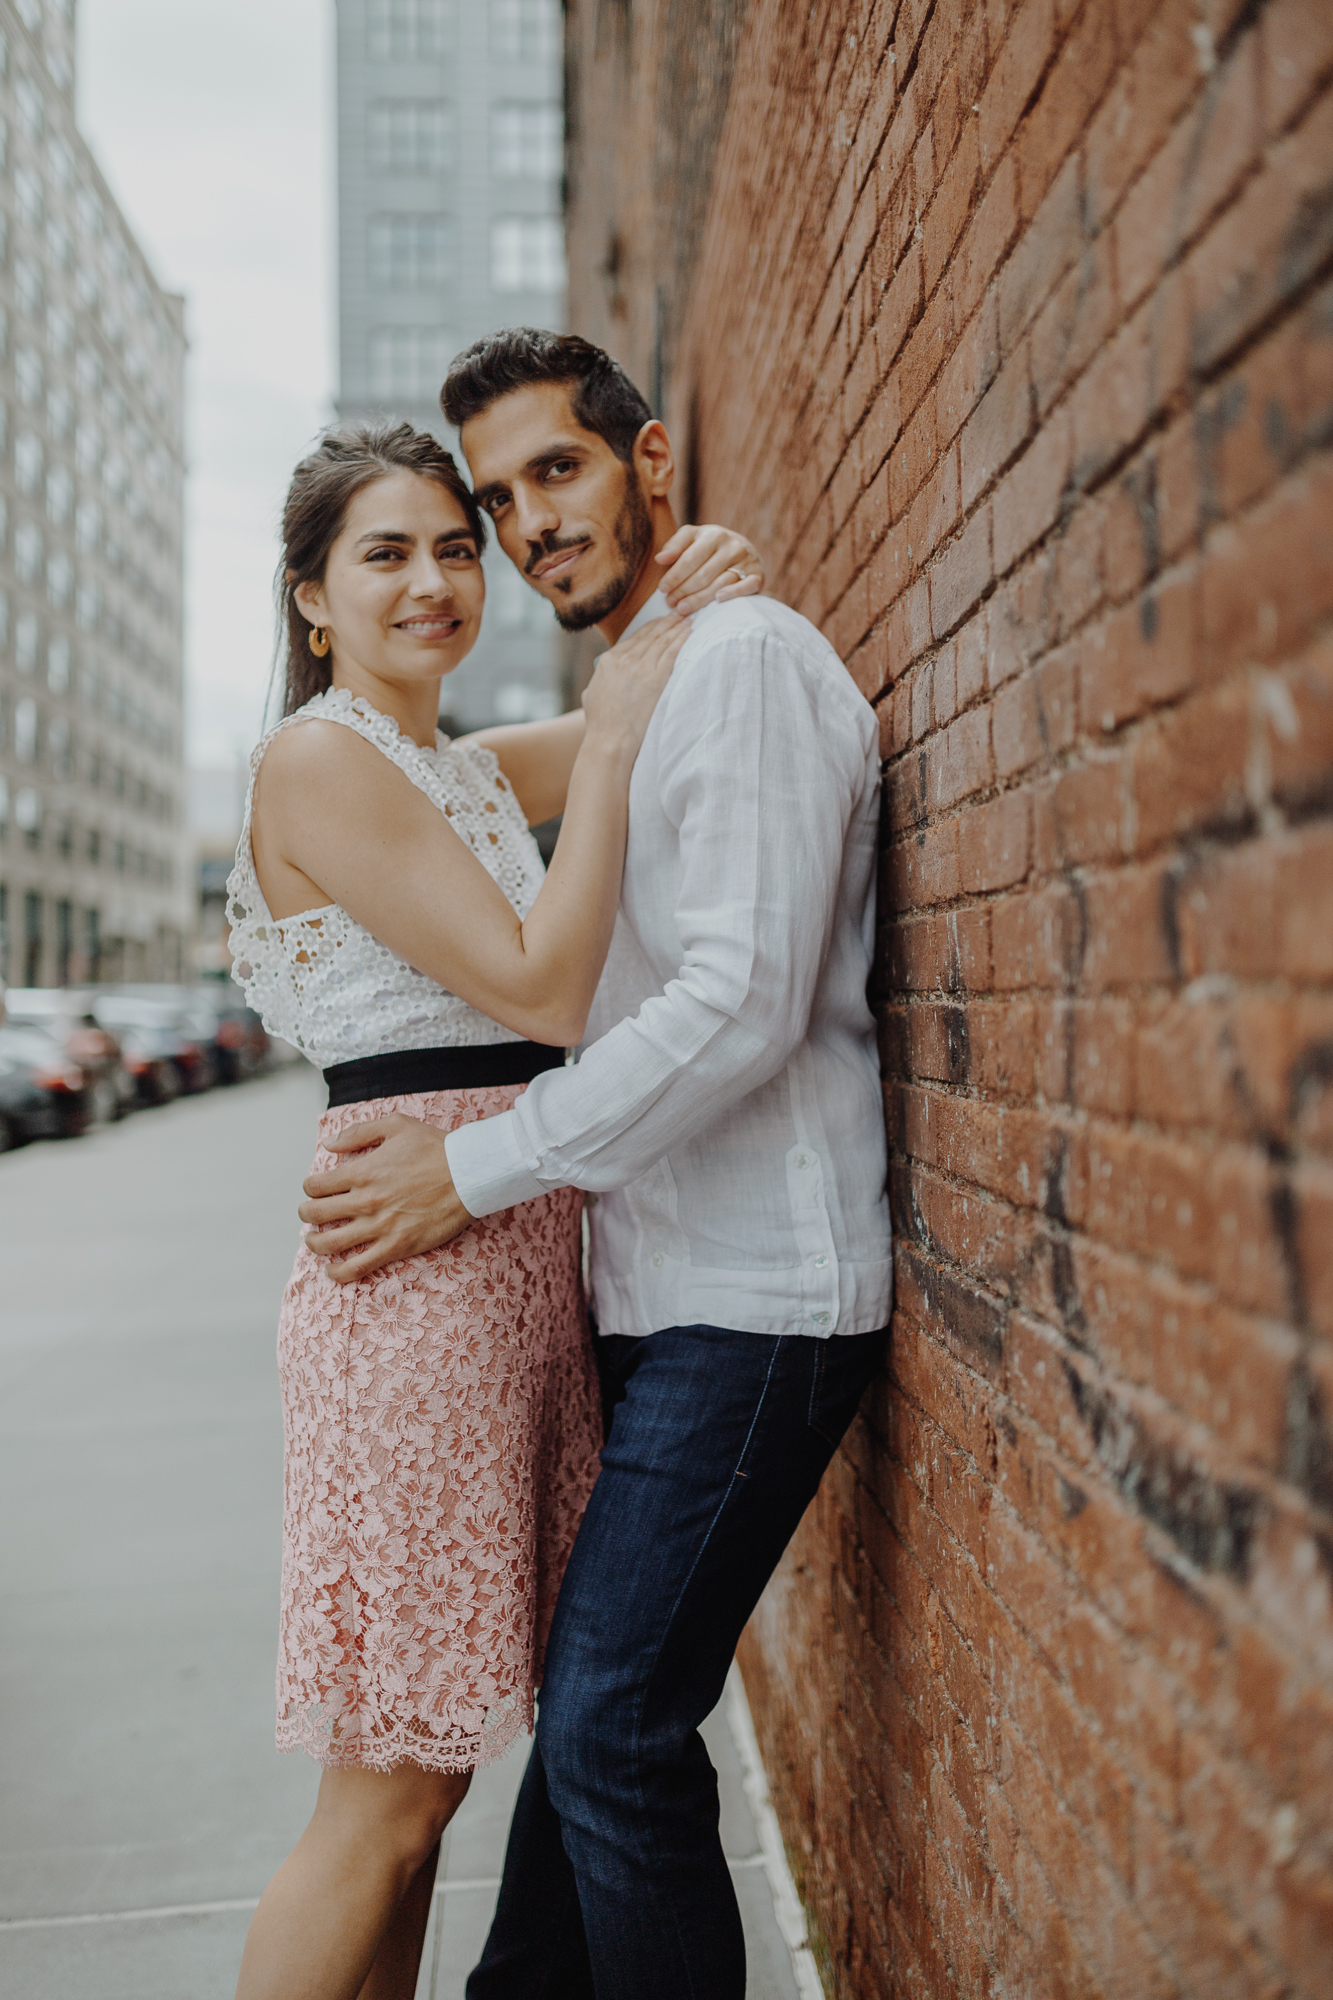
[633,420,675,499]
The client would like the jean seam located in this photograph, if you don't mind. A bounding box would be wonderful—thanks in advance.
[622,1333,785,1999]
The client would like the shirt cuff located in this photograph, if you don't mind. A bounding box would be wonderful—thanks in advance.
[444,1108,550,1219]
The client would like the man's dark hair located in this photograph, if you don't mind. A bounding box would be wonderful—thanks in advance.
[441,329,653,463]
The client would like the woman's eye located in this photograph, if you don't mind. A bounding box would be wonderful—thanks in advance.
[365,546,402,562]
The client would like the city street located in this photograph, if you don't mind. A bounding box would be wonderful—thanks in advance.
[0,1069,805,1999]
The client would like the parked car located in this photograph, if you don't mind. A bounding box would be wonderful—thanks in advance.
[90,993,194,1105]
[1,988,136,1125]
[0,1020,93,1148]
[101,984,273,1089]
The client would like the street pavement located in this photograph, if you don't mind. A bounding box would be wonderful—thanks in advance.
[0,1066,806,1998]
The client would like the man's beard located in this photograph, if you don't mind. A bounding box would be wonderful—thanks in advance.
[536,470,653,633]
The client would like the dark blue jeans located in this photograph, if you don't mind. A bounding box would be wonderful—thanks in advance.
[466,1320,888,2000]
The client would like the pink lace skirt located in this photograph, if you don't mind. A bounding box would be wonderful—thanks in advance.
[274,1083,600,1773]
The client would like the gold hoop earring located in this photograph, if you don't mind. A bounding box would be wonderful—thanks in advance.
[308,625,330,658]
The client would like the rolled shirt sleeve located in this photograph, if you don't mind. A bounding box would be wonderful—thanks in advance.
[444,625,861,1217]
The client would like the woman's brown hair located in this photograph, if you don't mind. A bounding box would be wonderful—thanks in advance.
[277,420,486,715]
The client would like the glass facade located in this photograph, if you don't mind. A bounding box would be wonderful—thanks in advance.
[335,0,566,729]
[0,0,188,989]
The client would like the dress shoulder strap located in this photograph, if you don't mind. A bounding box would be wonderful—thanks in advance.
[238,687,439,848]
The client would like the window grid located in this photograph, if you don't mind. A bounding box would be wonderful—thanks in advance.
[492,102,561,179]
[368,0,451,63]
[490,0,559,65]
[369,213,453,290]
[368,326,454,403]
[491,216,565,294]
[369,99,452,176]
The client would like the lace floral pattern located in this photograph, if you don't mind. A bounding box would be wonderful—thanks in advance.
[277,1084,601,1773]
[225,688,549,1068]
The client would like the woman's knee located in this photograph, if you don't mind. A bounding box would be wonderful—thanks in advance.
[314,1762,471,1871]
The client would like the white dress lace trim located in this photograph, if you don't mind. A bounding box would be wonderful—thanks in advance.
[225,687,549,1068]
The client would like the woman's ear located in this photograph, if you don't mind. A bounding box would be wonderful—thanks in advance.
[293,579,325,626]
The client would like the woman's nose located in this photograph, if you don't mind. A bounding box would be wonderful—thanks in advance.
[408,559,454,599]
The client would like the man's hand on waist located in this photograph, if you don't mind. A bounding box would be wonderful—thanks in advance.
[299,1113,475,1282]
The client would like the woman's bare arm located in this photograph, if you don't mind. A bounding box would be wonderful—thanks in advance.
[250,619,688,1047]
[463,710,585,827]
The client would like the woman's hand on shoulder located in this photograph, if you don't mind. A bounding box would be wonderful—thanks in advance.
[580,615,692,763]
[656,522,766,615]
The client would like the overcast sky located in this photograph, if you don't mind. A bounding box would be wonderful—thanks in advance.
[77,0,336,774]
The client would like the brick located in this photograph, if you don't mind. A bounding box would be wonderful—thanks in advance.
[1176,822,1333,982]
[929,505,992,639]
[1079,572,1196,737]
[993,406,1072,574]
[1188,85,1333,378]
[935,293,1000,448]
[574,8,1333,1994]
[1027,231,1118,419]
[1262,0,1333,139]
[957,787,1031,894]
[960,342,1032,510]
[977,0,1057,173]
[1199,457,1333,679]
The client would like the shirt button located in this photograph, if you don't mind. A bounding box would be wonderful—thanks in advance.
[814,1312,831,1326]
[813,1254,828,1268]
[651,1252,664,1267]
[795,1154,811,1170]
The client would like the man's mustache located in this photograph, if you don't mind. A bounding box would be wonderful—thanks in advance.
[525,532,590,578]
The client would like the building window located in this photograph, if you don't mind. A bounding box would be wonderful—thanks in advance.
[23,887,41,982]
[369,213,452,290]
[84,904,100,980]
[48,714,71,779]
[47,385,71,437]
[47,633,68,691]
[15,430,43,493]
[0,774,7,835]
[15,348,42,405]
[16,788,40,856]
[492,102,561,179]
[47,549,71,607]
[46,465,71,525]
[15,75,42,139]
[55,897,72,984]
[14,695,37,763]
[368,326,454,402]
[15,611,38,674]
[491,216,565,293]
[14,518,43,582]
[369,99,451,176]
[46,301,72,353]
[491,0,558,64]
[15,256,42,318]
[14,162,42,228]
[368,0,451,62]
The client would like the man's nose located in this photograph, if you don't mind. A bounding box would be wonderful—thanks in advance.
[511,482,561,545]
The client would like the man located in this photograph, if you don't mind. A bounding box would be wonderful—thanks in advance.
[299,329,892,2000]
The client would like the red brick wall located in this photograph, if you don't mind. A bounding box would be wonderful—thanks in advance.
[564,1,1333,1992]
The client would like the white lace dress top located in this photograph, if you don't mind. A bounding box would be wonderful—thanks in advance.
[226,687,548,1068]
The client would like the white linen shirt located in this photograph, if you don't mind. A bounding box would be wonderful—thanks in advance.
[444,591,893,1339]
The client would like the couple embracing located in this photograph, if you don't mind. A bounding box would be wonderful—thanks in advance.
[228,329,892,2000]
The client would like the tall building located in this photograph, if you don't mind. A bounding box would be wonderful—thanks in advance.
[0,0,188,990]
[335,0,566,731]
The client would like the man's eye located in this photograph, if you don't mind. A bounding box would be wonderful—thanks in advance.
[546,460,577,479]
[484,494,509,517]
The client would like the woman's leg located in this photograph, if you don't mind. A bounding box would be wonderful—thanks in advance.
[357,1838,442,2000]
[235,1762,471,2000]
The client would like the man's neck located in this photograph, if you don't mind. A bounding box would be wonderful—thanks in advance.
[596,501,678,644]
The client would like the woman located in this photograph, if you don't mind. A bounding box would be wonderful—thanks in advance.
[226,419,764,2000]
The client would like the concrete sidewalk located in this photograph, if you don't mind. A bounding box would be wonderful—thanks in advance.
[0,1067,813,1998]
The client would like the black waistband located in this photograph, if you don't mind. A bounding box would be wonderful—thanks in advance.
[323,1041,565,1108]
